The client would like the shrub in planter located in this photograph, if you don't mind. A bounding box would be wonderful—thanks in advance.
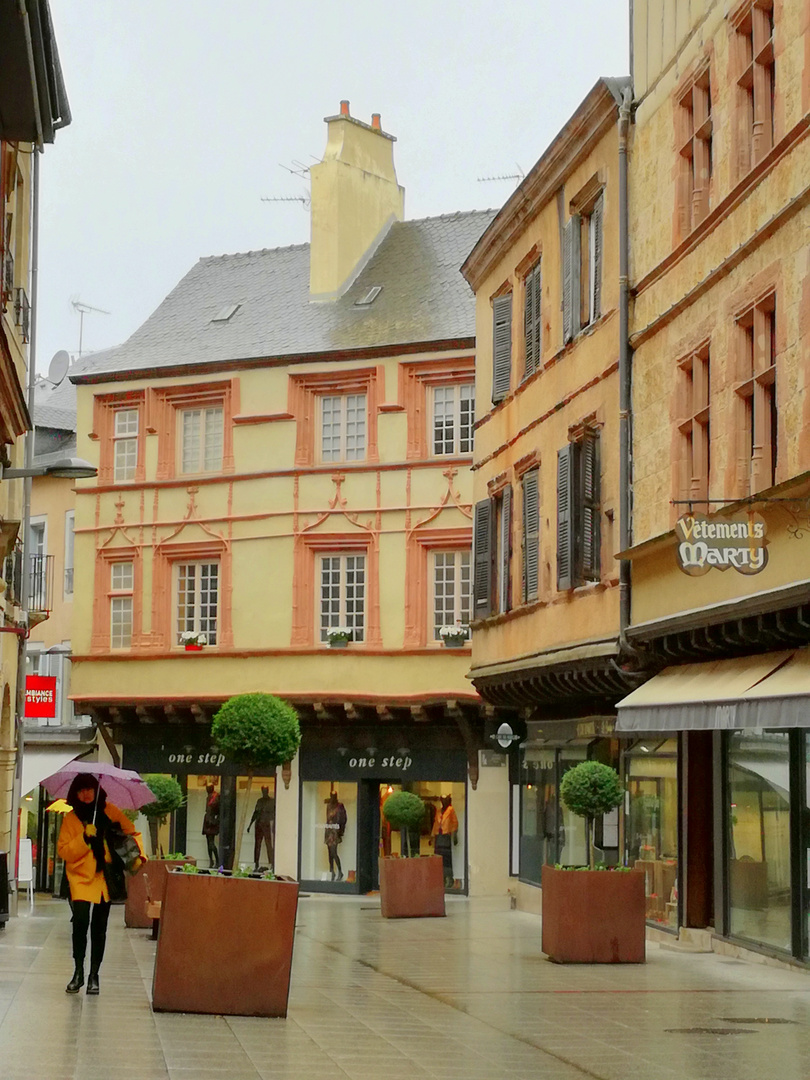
[543,761,644,964]
[211,693,301,867]
[379,791,444,919]
[141,775,185,858]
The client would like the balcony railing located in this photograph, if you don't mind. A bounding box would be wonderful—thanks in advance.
[3,540,23,607]
[14,287,30,342]
[2,249,13,303]
[64,566,74,595]
[29,554,54,619]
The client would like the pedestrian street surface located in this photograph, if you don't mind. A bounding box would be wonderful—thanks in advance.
[2,894,810,1080]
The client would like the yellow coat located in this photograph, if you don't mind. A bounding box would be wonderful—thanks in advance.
[57,804,145,904]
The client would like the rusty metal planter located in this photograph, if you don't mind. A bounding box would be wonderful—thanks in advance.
[379,855,446,918]
[541,865,646,963]
[124,859,195,928]
[152,870,299,1016]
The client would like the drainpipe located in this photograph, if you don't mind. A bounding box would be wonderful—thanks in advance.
[617,86,638,662]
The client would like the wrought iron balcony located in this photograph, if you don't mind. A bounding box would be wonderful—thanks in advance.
[28,554,54,621]
[14,287,30,342]
[3,540,23,607]
[2,249,13,302]
[64,566,74,595]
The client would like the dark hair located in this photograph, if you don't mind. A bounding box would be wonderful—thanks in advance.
[66,775,107,823]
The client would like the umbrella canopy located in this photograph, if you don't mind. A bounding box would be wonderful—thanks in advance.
[41,760,157,811]
[46,799,72,814]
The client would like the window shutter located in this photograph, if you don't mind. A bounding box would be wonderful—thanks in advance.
[473,499,493,618]
[500,485,512,613]
[556,444,575,590]
[562,217,581,344]
[591,195,603,321]
[492,294,513,404]
[524,264,542,379]
[522,469,540,602]
[580,432,601,582]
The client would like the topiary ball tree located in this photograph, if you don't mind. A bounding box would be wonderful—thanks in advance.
[560,761,624,870]
[381,791,426,858]
[212,693,301,867]
[140,774,185,857]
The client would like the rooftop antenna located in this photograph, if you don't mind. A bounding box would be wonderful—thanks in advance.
[260,162,312,210]
[70,298,110,357]
[477,164,525,189]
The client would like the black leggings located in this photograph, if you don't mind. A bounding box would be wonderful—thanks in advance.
[71,899,111,972]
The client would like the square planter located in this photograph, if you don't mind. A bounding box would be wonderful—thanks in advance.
[379,855,445,918]
[184,643,203,651]
[124,858,195,928]
[541,865,646,963]
[328,639,349,648]
[152,870,299,1016]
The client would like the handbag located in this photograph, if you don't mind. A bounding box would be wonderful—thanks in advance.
[103,825,142,902]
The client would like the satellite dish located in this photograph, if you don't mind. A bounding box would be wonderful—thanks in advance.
[48,350,70,387]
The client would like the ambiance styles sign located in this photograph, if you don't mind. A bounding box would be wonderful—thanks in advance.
[675,512,768,576]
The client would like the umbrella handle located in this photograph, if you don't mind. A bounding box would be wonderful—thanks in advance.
[93,785,100,827]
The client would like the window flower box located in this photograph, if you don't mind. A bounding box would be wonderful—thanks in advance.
[439,625,469,648]
[326,628,352,648]
[181,632,207,651]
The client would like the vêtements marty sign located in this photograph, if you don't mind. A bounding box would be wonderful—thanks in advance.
[676,512,768,576]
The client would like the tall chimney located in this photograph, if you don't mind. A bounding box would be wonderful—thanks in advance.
[309,103,405,301]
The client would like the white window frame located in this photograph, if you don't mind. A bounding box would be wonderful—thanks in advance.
[29,515,47,558]
[431,549,472,640]
[319,553,366,643]
[64,510,75,598]
[176,561,220,645]
[113,407,139,483]
[109,561,134,649]
[179,405,224,474]
[320,393,367,463]
[432,384,475,456]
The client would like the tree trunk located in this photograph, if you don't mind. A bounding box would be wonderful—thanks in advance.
[232,771,253,868]
[148,819,159,858]
[587,817,595,870]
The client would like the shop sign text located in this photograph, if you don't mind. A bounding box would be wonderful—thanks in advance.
[346,755,412,771]
[167,751,226,767]
[25,675,57,718]
[676,512,768,576]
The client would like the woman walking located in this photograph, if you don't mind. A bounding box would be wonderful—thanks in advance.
[57,775,145,995]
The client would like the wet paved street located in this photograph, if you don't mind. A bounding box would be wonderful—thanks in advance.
[2,895,810,1079]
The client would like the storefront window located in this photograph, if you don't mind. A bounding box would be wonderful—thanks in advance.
[186,774,221,867]
[625,740,679,927]
[381,781,466,891]
[728,730,791,952]
[133,772,173,859]
[301,782,358,883]
[235,775,276,870]
[519,746,589,884]
[559,749,588,866]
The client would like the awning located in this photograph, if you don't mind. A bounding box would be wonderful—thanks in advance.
[21,747,86,797]
[615,649,809,732]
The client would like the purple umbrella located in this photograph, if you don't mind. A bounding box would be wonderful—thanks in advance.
[41,760,157,811]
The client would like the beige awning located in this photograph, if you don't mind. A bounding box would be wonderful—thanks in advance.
[615,650,805,732]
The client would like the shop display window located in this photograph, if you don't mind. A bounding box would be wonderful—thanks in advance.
[301,781,358,883]
[186,775,221,867]
[133,772,173,859]
[625,739,679,927]
[727,730,791,952]
[235,775,276,870]
[519,746,589,884]
[381,781,466,891]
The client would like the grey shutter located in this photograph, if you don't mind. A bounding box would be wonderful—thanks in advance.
[591,195,603,321]
[473,499,493,618]
[500,485,512,613]
[524,263,542,379]
[580,432,601,581]
[563,216,581,344]
[556,444,575,590]
[522,469,540,602]
[491,294,513,404]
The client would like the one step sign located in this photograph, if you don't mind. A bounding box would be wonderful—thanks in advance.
[25,675,57,719]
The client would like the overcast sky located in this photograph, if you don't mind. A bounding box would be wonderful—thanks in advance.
[37,0,629,373]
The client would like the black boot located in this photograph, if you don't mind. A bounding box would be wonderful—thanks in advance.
[66,964,84,994]
[86,970,100,995]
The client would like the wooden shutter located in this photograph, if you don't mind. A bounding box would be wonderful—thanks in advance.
[591,195,603,321]
[524,262,542,379]
[580,432,601,581]
[473,498,493,618]
[491,294,513,404]
[522,469,540,602]
[499,485,512,613]
[562,217,581,344]
[556,444,575,590]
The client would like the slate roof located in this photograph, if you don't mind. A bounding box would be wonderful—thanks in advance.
[34,346,120,429]
[72,211,497,383]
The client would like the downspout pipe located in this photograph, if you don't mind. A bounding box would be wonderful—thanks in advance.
[617,85,640,663]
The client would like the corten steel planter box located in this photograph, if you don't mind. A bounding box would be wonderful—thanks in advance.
[152,871,299,1016]
[541,865,646,964]
[124,859,195,928]
[379,855,446,918]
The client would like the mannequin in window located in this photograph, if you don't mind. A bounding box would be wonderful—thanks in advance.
[431,794,458,888]
[202,784,220,868]
[247,786,275,870]
[324,790,347,881]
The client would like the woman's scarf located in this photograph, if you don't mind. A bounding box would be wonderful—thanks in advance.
[66,777,109,872]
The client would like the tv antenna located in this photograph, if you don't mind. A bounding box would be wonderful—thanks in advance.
[71,298,110,357]
[477,164,525,189]
[260,162,312,210]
